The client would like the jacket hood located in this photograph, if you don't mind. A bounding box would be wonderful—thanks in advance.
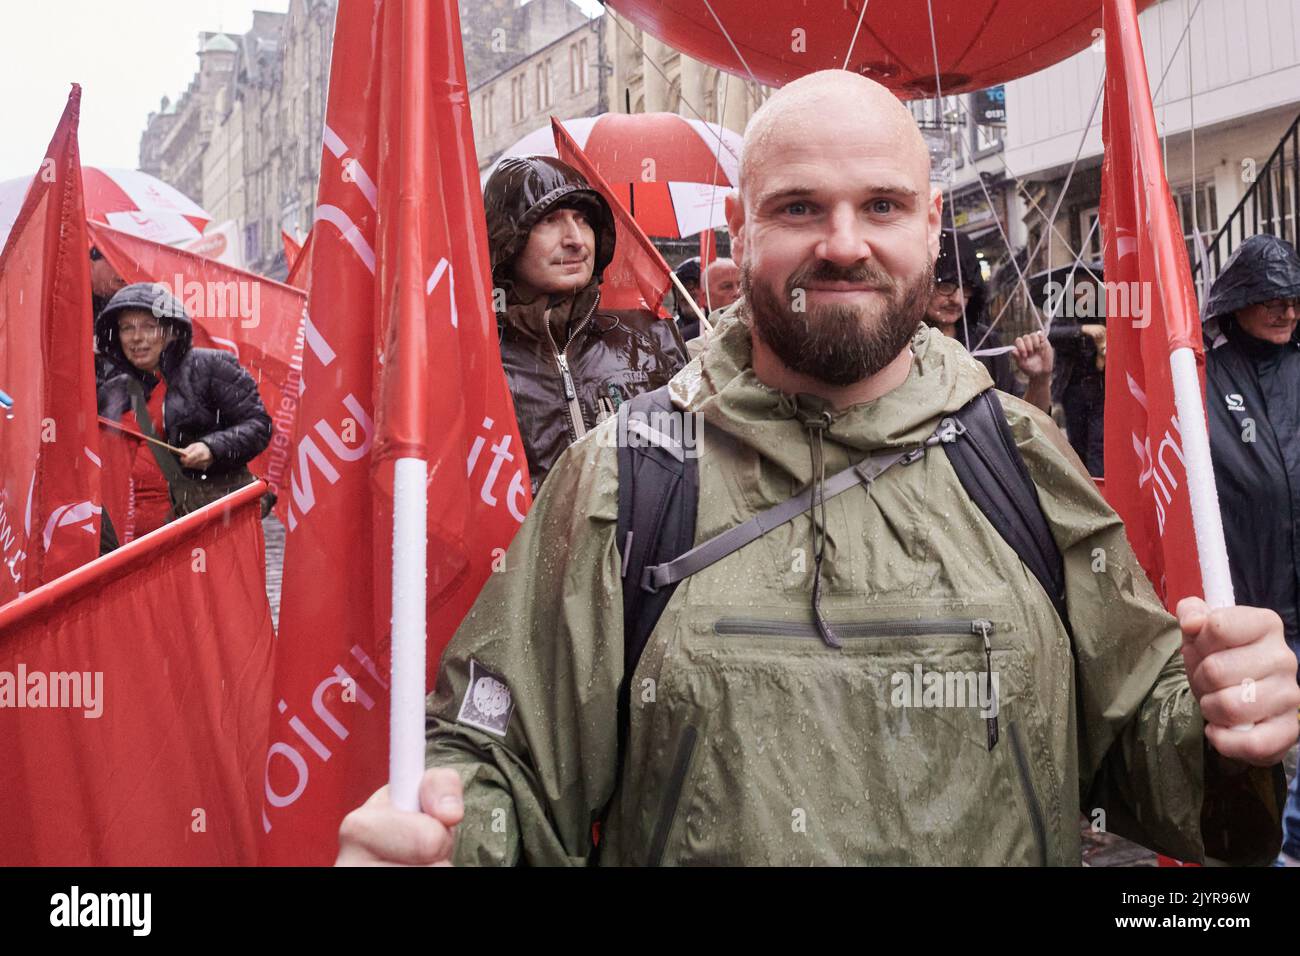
[1203,234,1300,343]
[934,228,985,291]
[483,155,617,288]
[94,281,194,379]
[933,228,987,329]
[669,299,993,485]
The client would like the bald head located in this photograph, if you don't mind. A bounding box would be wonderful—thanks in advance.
[722,70,943,390]
[739,71,931,201]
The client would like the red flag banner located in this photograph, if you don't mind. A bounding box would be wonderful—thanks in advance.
[552,118,673,317]
[282,229,303,272]
[1099,0,1207,610]
[263,0,530,863]
[0,481,273,865]
[0,85,100,605]
[88,222,306,524]
[284,229,313,291]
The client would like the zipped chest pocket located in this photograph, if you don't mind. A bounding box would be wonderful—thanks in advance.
[706,616,1005,750]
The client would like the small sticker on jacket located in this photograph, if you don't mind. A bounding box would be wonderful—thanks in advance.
[457,659,514,737]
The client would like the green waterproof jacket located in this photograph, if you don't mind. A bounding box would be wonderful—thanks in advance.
[426,306,1284,866]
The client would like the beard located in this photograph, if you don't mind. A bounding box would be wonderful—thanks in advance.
[744,257,933,387]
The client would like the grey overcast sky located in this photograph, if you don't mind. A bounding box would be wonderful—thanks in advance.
[0,0,603,185]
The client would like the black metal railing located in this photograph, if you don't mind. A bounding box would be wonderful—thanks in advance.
[1196,111,1300,279]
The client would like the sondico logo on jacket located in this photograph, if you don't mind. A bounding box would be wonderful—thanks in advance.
[1225,394,1245,412]
[457,659,514,737]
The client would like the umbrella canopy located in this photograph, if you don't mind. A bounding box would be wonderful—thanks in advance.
[0,166,210,250]
[605,0,1159,95]
[484,112,742,239]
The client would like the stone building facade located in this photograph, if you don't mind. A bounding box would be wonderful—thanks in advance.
[141,2,335,278]
[139,31,239,205]
[468,4,768,178]
[141,1,766,278]
[470,0,604,172]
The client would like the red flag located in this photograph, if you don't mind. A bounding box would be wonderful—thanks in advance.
[282,229,303,272]
[88,222,306,525]
[0,86,100,604]
[1099,0,1208,611]
[552,118,673,317]
[285,230,313,291]
[0,482,273,865]
[262,0,530,863]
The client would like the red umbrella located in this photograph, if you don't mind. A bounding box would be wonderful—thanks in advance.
[0,166,210,250]
[486,112,742,238]
[605,0,1158,95]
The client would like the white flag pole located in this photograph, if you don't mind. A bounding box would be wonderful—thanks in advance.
[390,456,428,811]
[1168,348,1234,610]
[1169,348,1255,731]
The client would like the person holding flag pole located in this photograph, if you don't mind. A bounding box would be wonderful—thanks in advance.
[339,63,1298,867]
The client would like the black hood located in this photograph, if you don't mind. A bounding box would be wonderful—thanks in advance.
[934,228,986,290]
[1204,234,1300,343]
[93,282,194,379]
[483,155,617,289]
[932,228,988,328]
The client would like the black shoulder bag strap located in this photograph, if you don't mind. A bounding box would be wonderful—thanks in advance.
[123,376,188,490]
[614,387,699,748]
[943,390,1070,634]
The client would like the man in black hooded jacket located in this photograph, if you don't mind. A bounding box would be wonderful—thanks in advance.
[1203,233,1300,864]
[483,156,686,492]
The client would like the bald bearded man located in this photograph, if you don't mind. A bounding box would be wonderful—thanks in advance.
[337,71,1295,866]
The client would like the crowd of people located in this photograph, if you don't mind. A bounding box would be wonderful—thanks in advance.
[79,61,1300,867]
[335,69,1300,867]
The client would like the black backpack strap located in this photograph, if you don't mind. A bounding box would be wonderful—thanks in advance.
[598,386,697,852]
[643,444,916,594]
[944,390,1070,633]
[615,386,699,729]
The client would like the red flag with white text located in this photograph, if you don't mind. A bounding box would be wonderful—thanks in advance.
[1099,0,1206,611]
[553,118,673,317]
[88,222,306,524]
[262,0,530,864]
[0,483,273,865]
[0,85,100,605]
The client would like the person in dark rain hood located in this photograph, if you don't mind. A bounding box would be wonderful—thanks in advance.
[1202,233,1300,865]
[95,283,272,548]
[483,156,686,493]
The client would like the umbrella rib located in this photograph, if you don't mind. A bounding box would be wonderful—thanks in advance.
[923,0,972,352]
[842,0,871,72]
[698,0,762,89]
